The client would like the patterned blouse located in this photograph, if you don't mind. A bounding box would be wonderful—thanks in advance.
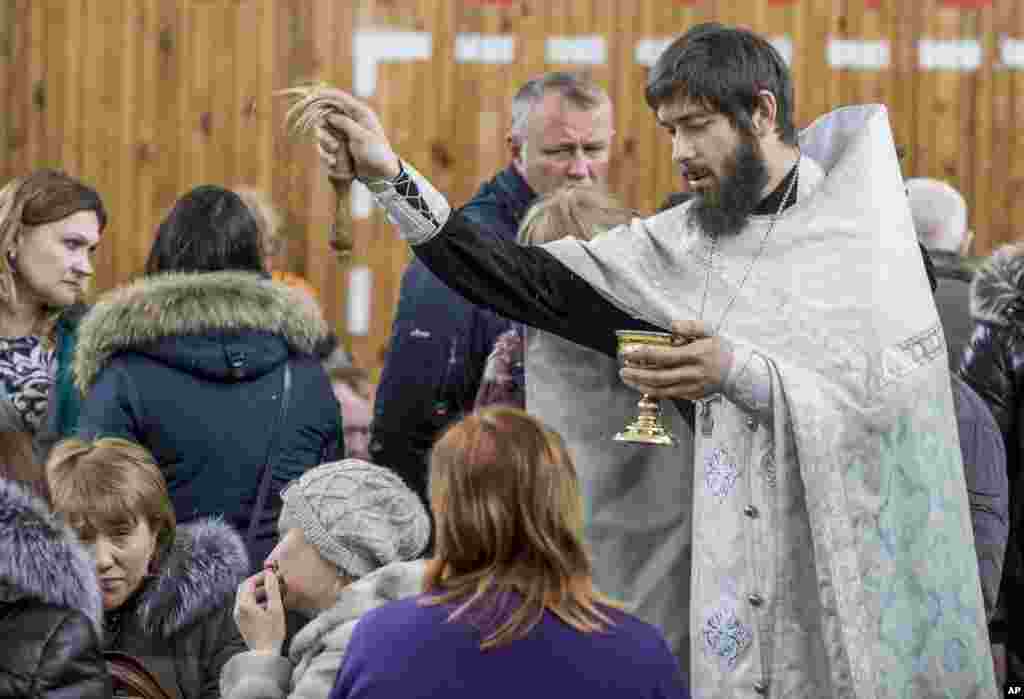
[0,336,55,432]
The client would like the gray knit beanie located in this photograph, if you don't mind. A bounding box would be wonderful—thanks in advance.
[278,459,430,579]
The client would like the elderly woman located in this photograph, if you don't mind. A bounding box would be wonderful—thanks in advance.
[328,407,689,699]
[219,458,429,699]
[74,185,342,566]
[46,437,249,699]
[0,170,106,459]
[0,477,110,697]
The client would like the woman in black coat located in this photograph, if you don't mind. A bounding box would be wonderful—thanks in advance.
[74,186,343,567]
[0,477,111,698]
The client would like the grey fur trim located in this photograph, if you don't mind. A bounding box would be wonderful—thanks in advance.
[326,559,425,623]
[288,560,426,661]
[133,517,250,639]
[73,271,328,392]
[0,478,103,638]
[970,242,1024,326]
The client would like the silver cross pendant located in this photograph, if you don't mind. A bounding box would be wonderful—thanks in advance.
[699,394,722,436]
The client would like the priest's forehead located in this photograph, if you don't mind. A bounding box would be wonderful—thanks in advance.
[656,95,722,125]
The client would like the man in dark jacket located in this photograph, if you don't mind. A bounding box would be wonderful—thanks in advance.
[368,72,615,507]
[0,477,111,698]
[921,245,1009,621]
[909,177,975,368]
[960,242,1024,689]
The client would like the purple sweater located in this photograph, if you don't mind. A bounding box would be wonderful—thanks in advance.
[329,594,689,699]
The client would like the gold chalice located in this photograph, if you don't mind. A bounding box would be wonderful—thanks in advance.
[614,330,678,446]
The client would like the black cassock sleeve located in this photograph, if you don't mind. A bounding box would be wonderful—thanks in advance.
[413,209,662,359]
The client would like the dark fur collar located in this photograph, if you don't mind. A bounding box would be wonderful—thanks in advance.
[0,478,103,638]
[73,271,327,392]
[970,243,1024,326]
[129,518,249,639]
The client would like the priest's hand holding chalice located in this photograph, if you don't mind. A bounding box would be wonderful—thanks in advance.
[617,319,734,445]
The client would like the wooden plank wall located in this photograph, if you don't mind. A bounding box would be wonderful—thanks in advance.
[0,0,1018,372]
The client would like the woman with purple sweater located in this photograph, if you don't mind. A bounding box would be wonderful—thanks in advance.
[329,407,689,699]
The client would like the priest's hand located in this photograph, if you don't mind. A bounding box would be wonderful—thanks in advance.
[619,320,734,400]
[314,89,401,184]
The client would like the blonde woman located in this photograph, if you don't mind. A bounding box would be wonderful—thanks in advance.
[0,170,106,459]
[47,437,249,699]
[328,407,689,699]
[473,186,636,410]
[516,184,635,246]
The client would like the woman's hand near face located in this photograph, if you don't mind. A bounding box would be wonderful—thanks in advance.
[233,569,286,655]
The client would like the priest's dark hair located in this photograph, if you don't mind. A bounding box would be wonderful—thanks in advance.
[145,185,266,275]
[645,22,797,146]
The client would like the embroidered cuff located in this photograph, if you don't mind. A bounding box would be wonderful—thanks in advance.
[367,161,451,245]
[722,342,773,424]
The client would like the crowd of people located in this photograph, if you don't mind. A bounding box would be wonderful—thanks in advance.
[0,19,1019,699]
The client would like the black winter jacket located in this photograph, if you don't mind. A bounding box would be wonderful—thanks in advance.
[370,165,534,504]
[960,243,1024,646]
[0,478,111,699]
[74,271,343,567]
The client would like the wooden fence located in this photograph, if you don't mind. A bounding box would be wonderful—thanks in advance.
[1,0,1020,370]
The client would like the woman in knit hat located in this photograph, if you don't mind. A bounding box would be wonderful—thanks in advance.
[221,458,430,699]
[328,407,689,699]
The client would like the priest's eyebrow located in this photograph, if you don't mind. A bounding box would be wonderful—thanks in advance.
[657,108,713,130]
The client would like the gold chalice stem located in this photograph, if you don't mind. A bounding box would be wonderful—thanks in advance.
[613,328,679,447]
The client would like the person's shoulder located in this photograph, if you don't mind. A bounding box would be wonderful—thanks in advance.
[0,602,103,687]
[341,595,450,662]
[600,605,672,644]
[632,202,691,244]
[1,601,100,660]
[6,600,90,634]
[460,167,531,238]
[357,594,438,627]
[952,374,1002,434]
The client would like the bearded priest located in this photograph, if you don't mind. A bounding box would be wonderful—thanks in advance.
[314,23,996,699]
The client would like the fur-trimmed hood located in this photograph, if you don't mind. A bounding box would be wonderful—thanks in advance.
[128,517,249,639]
[74,271,328,392]
[970,242,1024,326]
[0,477,104,639]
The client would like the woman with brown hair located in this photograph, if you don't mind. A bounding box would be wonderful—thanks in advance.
[328,407,689,699]
[0,170,106,459]
[47,437,249,699]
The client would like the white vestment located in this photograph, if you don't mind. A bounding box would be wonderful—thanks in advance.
[543,105,997,698]
[372,104,998,699]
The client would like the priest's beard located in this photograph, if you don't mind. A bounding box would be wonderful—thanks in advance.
[687,131,769,239]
